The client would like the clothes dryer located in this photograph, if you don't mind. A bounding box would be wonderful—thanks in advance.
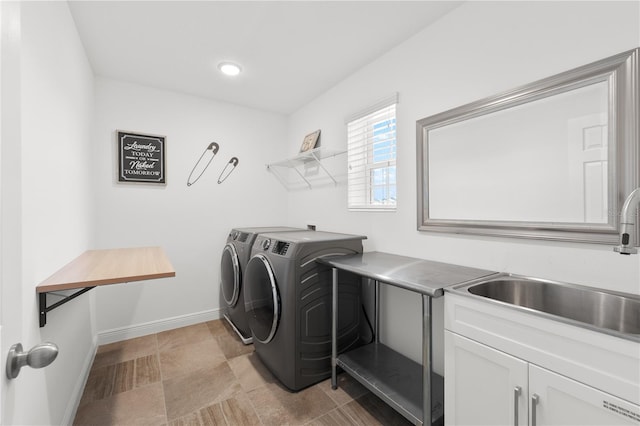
[243,230,366,391]
[220,226,301,343]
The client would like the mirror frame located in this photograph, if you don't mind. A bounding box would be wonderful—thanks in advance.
[417,48,639,245]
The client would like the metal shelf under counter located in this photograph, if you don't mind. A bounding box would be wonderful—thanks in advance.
[337,342,444,425]
[318,251,496,426]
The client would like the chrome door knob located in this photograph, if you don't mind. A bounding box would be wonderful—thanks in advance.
[6,342,59,379]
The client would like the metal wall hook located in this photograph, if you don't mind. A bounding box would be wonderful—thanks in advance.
[6,342,59,379]
[218,157,239,184]
[186,142,220,186]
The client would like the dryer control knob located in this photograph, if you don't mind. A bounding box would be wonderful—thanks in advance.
[261,239,271,250]
[232,231,239,240]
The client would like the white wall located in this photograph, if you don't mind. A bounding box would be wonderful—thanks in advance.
[5,2,638,422]
[92,79,289,336]
[286,1,640,366]
[3,1,96,424]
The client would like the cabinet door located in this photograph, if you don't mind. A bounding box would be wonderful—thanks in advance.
[529,364,640,425]
[445,331,528,426]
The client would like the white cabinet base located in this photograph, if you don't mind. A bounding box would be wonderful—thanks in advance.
[530,364,640,426]
[445,332,527,426]
[445,332,640,426]
[444,292,640,426]
[445,292,640,404]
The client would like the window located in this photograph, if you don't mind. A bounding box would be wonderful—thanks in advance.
[347,95,397,211]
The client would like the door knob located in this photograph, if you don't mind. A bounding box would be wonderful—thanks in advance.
[6,342,58,379]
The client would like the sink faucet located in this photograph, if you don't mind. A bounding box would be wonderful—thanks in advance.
[614,187,640,255]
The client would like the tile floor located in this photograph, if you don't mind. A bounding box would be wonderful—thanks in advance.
[73,319,412,425]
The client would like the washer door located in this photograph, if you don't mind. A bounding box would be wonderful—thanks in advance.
[244,254,280,344]
[220,243,240,307]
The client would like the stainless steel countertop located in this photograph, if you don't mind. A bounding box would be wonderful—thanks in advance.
[317,251,496,297]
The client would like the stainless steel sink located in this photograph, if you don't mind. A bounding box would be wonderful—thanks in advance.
[453,274,640,338]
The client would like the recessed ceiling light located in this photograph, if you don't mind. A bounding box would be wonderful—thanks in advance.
[218,62,242,77]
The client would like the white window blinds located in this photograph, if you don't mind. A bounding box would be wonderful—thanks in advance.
[347,94,397,211]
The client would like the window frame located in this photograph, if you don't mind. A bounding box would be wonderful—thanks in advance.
[346,95,398,211]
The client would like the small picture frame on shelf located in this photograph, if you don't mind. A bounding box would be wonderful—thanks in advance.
[299,129,321,153]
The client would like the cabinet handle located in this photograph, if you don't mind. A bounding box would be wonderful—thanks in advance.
[513,386,521,426]
[531,393,540,426]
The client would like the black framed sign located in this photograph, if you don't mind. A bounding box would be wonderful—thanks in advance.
[117,131,166,184]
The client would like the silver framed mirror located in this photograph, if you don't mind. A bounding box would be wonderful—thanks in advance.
[417,48,639,245]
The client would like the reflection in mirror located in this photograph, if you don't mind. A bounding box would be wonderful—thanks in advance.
[428,81,609,223]
[417,48,638,245]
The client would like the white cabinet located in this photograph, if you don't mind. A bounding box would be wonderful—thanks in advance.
[445,331,640,426]
[444,292,640,405]
[530,364,640,426]
[445,332,527,425]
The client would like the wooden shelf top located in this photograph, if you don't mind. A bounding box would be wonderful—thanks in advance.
[36,246,176,293]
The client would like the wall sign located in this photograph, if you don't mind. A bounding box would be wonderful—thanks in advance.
[117,131,166,184]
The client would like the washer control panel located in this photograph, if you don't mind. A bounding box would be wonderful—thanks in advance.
[254,236,293,257]
[228,230,250,243]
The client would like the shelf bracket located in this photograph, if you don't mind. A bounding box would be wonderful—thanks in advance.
[292,166,312,189]
[310,151,338,186]
[38,287,95,328]
[265,147,346,190]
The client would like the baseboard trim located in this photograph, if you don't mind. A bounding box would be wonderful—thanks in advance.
[62,334,98,425]
[97,308,222,345]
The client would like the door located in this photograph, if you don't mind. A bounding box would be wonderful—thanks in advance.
[243,254,280,344]
[220,244,240,307]
[529,364,640,426]
[568,112,608,223]
[445,332,528,426]
[1,2,25,424]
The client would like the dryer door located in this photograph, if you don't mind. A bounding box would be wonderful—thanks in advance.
[220,243,240,307]
[244,254,280,344]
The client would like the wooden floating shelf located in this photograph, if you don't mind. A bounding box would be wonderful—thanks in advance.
[37,246,175,327]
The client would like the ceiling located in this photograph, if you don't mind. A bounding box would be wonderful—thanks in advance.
[68,1,462,115]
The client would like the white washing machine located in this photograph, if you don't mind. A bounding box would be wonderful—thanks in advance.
[243,230,366,390]
[220,226,302,344]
